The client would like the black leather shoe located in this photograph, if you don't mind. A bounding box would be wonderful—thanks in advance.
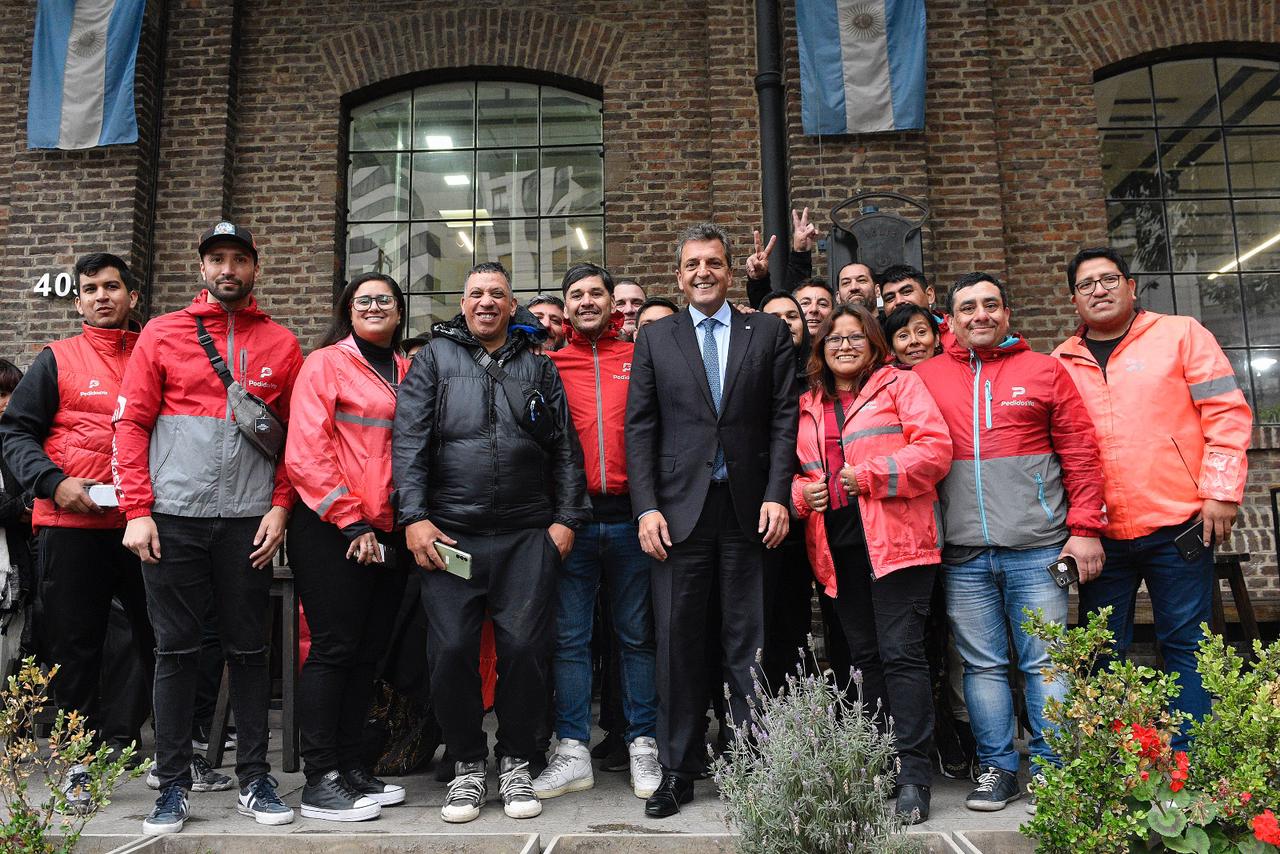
[644,772,693,818]
[895,784,930,824]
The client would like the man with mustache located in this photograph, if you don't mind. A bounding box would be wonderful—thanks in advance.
[0,253,155,813]
[1053,247,1251,747]
[115,223,302,835]
[536,262,661,802]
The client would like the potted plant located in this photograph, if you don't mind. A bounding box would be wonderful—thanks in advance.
[1022,608,1280,853]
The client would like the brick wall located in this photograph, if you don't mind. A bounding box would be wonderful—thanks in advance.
[3,0,1278,596]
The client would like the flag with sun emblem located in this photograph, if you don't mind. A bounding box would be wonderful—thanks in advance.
[28,0,146,149]
[797,0,926,135]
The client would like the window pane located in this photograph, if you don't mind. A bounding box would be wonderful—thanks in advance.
[476,219,539,289]
[1095,68,1153,127]
[540,148,603,216]
[411,151,474,220]
[1159,127,1228,197]
[1227,127,1280,196]
[1248,348,1280,422]
[1151,59,1219,127]
[409,222,474,294]
[540,217,604,286]
[413,82,475,150]
[1174,274,1245,346]
[1107,201,1168,272]
[1101,130,1159,199]
[1217,58,1280,126]
[346,223,407,284]
[347,153,409,222]
[541,88,602,145]
[349,93,410,152]
[404,293,460,340]
[476,82,538,148]
[1166,199,1233,272]
[1243,274,1280,346]
[1135,274,1175,315]
[1232,197,1280,271]
[476,150,538,218]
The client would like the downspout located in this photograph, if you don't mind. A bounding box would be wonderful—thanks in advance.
[754,0,789,279]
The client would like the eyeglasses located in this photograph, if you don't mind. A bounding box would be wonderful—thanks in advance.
[1072,273,1124,296]
[824,333,867,349]
[353,294,396,310]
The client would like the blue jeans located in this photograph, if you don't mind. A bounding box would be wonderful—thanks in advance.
[553,521,657,743]
[944,546,1067,774]
[1079,524,1212,749]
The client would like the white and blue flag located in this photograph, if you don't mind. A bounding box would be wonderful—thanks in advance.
[797,0,926,135]
[28,0,146,150]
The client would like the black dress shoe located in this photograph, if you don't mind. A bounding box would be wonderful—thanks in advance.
[644,772,693,818]
[895,784,930,824]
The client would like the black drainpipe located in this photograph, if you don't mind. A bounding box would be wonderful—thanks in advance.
[754,0,789,278]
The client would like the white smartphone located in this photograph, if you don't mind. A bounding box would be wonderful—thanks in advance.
[87,484,119,507]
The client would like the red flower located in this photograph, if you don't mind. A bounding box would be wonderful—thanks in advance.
[1140,771,1149,781]
[1111,719,1125,733]
[1242,792,1253,804]
[1128,724,1163,761]
[1254,810,1280,846]
[1170,779,1184,793]
[1170,750,1189,791]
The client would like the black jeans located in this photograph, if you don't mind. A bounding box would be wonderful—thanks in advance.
[142,514,272,790]
[36,527,154,749]
[651,483,765,777]
[289,505,407,785]
[420,527,558,763]
[830,547,935,787]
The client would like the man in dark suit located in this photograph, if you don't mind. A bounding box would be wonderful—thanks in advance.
[625,223,798,817]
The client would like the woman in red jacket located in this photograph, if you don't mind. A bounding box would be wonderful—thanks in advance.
[285,273,411,823]
[791,305,952,825]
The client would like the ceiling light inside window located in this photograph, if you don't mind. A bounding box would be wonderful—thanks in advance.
[457,230,474,252]
[575,227,589,250]
[425,135,453,149]
[443,174,470,186]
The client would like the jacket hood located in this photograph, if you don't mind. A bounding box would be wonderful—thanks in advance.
[432,305,546,360]
[943,328,1030,363]
[562,310,626,346]
[79,322,138,351]
[183,289,270,321]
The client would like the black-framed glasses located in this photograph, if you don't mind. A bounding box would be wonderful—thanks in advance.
[824,333,867,349]
[1072,273,1125,296]
[353,294,396,310]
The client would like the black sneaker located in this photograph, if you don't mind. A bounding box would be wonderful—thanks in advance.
[591,731,624,761]
[142,785,189,835]
[965,766,1021,811]
[895,784,931,824]
[600,739,630,773]
[441,760,487,823]
[146,755,234,792]
[237,775,295,825]
[345,768,405,806]
[300,770,380,822]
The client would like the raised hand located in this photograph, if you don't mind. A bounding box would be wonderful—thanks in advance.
[745,229,778,281]
[792,207,819,253]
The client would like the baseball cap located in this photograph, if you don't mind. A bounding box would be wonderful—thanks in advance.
[198,221,258,260]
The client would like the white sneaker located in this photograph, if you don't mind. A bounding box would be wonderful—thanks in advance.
[629,736,662,799]
[532,738,593,799]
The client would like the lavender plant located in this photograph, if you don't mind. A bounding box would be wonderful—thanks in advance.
[712,647,923,854]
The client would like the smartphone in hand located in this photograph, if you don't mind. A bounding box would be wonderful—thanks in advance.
[434,542,473,580]
[87,484,119,508]
[1047,555,1079,589]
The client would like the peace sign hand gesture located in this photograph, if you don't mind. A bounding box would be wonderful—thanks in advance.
[792,207,819,253]
[746,229,778,281]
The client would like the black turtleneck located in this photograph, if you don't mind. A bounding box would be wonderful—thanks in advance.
[354,333,395,385]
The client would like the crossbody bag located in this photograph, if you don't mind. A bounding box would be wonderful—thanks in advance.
[195,317,286,459]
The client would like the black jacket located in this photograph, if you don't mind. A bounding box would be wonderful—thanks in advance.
[392,310,590,536]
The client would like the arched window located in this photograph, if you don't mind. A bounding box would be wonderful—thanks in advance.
[344,80,604,336]
[1097,56,1280,422]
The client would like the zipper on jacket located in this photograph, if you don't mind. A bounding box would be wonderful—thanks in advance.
[217,314,236,517]
[488,356,499,525]
[984,379,992,429]
[970,353,992,545]
[1033,472,1053,522]
[591,340,608,494]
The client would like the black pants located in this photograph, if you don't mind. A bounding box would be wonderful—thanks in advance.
[142,514,272,790]
[289,505,408,785]
[37,527,154,749]
[651,484,764,778]
[420,527,558,763]
[761,533,815,692]
[829,547,935,787]
[819,589,854,691]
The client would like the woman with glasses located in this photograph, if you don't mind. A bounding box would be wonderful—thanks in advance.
[791,304,952,824]
[285,273,411,822]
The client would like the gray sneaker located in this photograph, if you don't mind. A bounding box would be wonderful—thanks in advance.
[147,755,234,792]
[237,775,294,826]
[441,760,487,823]
[499,756,542,819]
[965,766,1021,811]
[57,764,93,815]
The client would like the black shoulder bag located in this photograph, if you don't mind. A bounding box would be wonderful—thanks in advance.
[472,349,558,449]
[195,317,286,459]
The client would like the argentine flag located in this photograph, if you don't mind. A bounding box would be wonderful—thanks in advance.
[797,0,926,135]
[28,0,146,150]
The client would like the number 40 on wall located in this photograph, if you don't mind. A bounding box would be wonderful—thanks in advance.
[33,272,75,298]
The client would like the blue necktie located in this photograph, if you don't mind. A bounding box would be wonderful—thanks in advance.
[700,317,726,478]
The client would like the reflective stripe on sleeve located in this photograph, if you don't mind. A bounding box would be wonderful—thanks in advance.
[316,484,350,516]
[1189,375,1238,401]
[335,410,394,429]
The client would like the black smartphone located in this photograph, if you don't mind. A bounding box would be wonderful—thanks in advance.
[1047,554,1079,589]
[1173,518,1209,562]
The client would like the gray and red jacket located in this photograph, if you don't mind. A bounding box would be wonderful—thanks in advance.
[113,291,302,520]
[914,332,1106,551]
[0,324,137,530]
